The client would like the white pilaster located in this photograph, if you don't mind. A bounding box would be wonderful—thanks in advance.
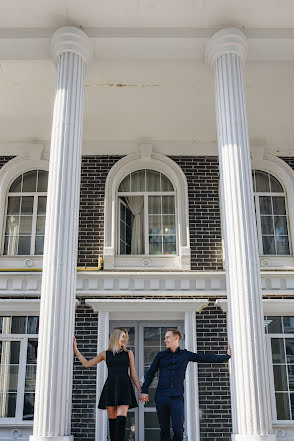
[96,312,109,441]
[30,27,91,441]
[184,311,199,441]
[206,28,276,441]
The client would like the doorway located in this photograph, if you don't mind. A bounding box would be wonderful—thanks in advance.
[109,321,184,441]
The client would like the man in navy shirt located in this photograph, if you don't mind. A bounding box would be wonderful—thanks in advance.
[139,328,231,441]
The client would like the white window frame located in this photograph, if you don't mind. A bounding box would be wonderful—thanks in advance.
[0,325,38,425]
[117,187,177,257]
[104,145,190,270]
[252,155,294,269]
[4,188,47,257]
[0,156,49,269]
[253,182,291,256]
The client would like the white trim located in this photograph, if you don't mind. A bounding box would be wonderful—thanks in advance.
[0,156,49,260]
[86,298,208,312]
[103,147,190,270]
[252,155,294,268]
[0,299,40,315]
[215,299,294,316]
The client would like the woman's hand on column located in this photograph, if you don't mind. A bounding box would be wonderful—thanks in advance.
[227,344,231,357]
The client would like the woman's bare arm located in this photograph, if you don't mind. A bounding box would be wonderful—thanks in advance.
[129,350,141,393]
[73,336,106,368]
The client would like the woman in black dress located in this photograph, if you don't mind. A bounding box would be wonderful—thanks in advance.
[73,328,141,441]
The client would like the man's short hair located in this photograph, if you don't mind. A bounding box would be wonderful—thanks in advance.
[166,328,182,340]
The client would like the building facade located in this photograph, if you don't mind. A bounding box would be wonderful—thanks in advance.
[1,5,294,441]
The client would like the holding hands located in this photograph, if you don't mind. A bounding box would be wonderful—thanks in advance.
[139,393,149,403]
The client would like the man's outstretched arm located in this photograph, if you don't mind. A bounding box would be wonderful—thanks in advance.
[188,344,231,363]
[140,352,160,400]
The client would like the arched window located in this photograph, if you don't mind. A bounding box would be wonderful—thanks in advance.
[3,170,48,256]
[253,170,290,255]
[118,169,176,256]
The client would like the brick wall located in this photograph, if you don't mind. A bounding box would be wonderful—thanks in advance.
[72,300,98,441]
[280,157,294,171]
[0,156,15,170]
[78,155,223,270]
[196,302,231,441]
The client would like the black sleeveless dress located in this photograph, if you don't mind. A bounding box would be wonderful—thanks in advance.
[98,350,138,409]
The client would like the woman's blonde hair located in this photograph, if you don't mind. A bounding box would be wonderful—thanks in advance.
[108,328,129,353]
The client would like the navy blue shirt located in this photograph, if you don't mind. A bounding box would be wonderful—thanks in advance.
[141,347,230,396]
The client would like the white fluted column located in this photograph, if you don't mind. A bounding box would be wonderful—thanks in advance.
[184,311,200,441]
[30,27,91,441]
[96,312,109,441]
[206,28,276,441]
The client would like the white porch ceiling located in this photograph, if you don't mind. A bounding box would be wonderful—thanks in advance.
[0,1,294,155]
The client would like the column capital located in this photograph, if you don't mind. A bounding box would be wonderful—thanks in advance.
[206,27,248,67]
[51,26,92,65]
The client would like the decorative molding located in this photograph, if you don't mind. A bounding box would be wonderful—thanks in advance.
[103,148,191,270]
[206,27,248,67]
[215,299,294,316]
[51,27,92,66]
[85,298,208,312]
[1,271,294,296]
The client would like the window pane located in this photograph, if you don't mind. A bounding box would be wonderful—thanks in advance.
[149,236,162,255]
[37,196,47,215]
[259,197,272,215]
[276,393,290,420]
[120,221,126,240]
[35,236,44,255]
[25,365,37,391]
[270,176,283,193]
[274,217,288,236]
[261,216,274,235]
[149,216,162,235]
[27,339,38,364]
[125,412,136,441]
[131,170,145,192]
[273,365,288,391]
[144,328,161,346]
[288,366,294,391]
[273,197,286,215]
[22,171,37,192]
[262,236,275,254]
[9,175,22,192]
[291,394,294,419]
[3,236,18,255]
[27,317,39,334]
[144,430,161,441]
[0,341,20,364]
[255,171,270,192]
[0,318,2,334]
[271,339,285,363]
[266,317,283,334]
[18,236,31,255]
[120,201,126,222]
[118,174,130,192]
[162,215,175,235]
[284,317,294,334]
[162,196,175,214]
[36,216,45,235]
[286,339,294,364]
[7,197,20,215]
[120,240,126,255]
[19,216,33,235]
[37,170,48,192]
[146,170,161,191]
[163,235,176,255]
[23,392,35,420]
[276,236,290,255]
[0,365,19,392]
[21,197,34,214]
[5,216,19,236]
[0,393,17,417]
[11,316,26,334]
[149,196,161,214]
[161,174,173,191]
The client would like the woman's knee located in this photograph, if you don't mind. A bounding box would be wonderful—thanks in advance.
[116,405,129,417]
[107,406,117,418]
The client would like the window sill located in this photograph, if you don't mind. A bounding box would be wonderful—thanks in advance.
[260,255,294,269]
[0,421,33,426]
[0,256,43,270]
[104,253,190,270]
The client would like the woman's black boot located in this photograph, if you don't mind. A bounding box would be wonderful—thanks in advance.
[108,418,117,441]
[117,415,127,441]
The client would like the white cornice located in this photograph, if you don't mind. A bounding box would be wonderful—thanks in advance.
[2,27,294,61]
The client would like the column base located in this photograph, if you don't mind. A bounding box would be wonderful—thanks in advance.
[30,436,73,441]
[232,435,276,441]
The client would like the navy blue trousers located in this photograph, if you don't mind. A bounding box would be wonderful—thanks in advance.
[155,394,185,441]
